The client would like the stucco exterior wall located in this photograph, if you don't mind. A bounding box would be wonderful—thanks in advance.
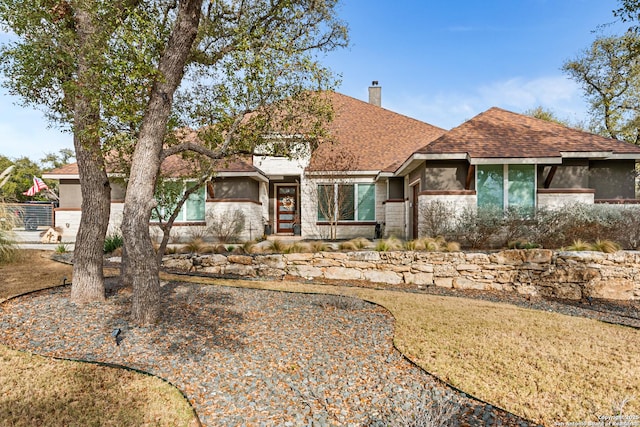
[384,200,405,238]
[53,203,123,243]
[424,161,468,191]
[253,154,308,176]
[417,192,476,238]
[537,190,595,209]
[589,160,637,199]
[58,180,82,209]
[205,200,264,242]
[212,177,260,201]
[538,160,589,189]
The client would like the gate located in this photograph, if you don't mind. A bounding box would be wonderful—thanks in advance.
[3,202,55,230]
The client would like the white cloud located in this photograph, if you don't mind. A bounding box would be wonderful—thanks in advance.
[387,75,588,129]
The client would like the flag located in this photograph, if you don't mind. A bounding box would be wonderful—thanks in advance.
[23,176,48,196]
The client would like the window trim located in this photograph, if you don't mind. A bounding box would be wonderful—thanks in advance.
[316,182,376,222]
[151,181,206,223]
[476,164,537,210]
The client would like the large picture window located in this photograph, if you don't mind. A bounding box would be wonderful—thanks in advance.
[317,183,375,222]
[152,181,206,222]
[477,164,535,211]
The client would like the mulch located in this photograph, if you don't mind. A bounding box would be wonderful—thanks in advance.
[0,275,542,427]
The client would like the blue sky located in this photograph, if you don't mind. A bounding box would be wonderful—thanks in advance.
[0,0,627,161]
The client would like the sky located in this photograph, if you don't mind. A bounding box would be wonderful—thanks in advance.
[0,0,629,161]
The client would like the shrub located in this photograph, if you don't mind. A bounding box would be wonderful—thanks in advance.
[0,203,18,264]
[207,209,246,243]
[591,239,621,253]
[55,243,69,253]
[182,237,206,254]
[419,200,456,238]
[339,241,358,251]
[366,387,462,427]
[392,389,460,427]
[266,239,289,253]
[443,241,461,252]
[375,236,403,251]
[286,242,309,253]
[565,239,592,251]
[351,237,372,249]
[452,205,504,249]
[404,240,419,251]
[103,233,124,254]
[309,241,331,253]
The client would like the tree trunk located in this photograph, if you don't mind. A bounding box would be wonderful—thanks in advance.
[70,6,110,304]
[121,0,202,325]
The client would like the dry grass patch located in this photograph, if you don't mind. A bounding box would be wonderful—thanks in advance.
[0,250,72,300]
[165,274,640,426]
[0,346,195,426]
[1,250,198,426]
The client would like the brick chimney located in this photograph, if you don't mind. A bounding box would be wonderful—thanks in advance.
[368,81,381,107]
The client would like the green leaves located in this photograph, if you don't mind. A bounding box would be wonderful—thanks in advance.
[563,33,640,143]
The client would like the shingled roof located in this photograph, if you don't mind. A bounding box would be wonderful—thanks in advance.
[307,92,446,172]
[417,107,640,159]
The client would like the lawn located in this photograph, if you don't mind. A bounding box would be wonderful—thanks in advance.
[2,250,639,426]
[168,274,640,426]
[0,251,198,427]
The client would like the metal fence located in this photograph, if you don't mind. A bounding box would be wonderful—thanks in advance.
[2,202,55,230]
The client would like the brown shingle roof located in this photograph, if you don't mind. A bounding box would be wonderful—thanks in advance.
[418,107,640,158]
[308,92,446,172]
[45,163,80,176]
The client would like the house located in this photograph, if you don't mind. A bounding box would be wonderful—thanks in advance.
[44,85,640,243]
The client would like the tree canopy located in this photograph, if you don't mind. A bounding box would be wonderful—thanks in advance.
[563,32,640,144]
[1,0,348,324]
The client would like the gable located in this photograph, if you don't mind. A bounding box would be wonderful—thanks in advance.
[307,92,445,173]
[416,107,640,162]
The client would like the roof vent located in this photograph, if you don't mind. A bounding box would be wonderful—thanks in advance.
[368,81,381,107]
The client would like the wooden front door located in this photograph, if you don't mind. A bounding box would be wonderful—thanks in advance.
[276,185,298,234]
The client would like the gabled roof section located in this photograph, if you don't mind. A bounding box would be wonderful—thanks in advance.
[43,163,80,178]
[417,107,640,161]
[44,152,265,179]
[307,92,446,173]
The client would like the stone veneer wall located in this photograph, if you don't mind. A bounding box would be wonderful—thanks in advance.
[162,249,640,301]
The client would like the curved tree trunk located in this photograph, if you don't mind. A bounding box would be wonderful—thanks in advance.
[122,0,201,325]
[70,6,110,303]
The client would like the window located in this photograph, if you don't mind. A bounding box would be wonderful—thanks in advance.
[317,183,375,221]
[152,181,206,222]
[477,164,535,211]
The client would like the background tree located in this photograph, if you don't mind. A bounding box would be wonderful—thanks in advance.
[2,0,346,325]
[0,155,48,202]
[118,0,346,324]
[524,106,589,131]
[563,33,640,143]
[40,148,76,171]
[0,0,152,303]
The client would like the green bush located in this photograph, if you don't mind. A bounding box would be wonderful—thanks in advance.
[104,233,124,254]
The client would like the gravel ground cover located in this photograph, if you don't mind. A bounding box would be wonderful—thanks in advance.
[0,279,536,426]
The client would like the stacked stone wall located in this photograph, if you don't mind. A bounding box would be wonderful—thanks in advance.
[162,249,640,301]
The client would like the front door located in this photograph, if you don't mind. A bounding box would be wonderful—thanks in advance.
[276,185,298,234]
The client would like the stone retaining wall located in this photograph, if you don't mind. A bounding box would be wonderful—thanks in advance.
[162,249,640,301]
